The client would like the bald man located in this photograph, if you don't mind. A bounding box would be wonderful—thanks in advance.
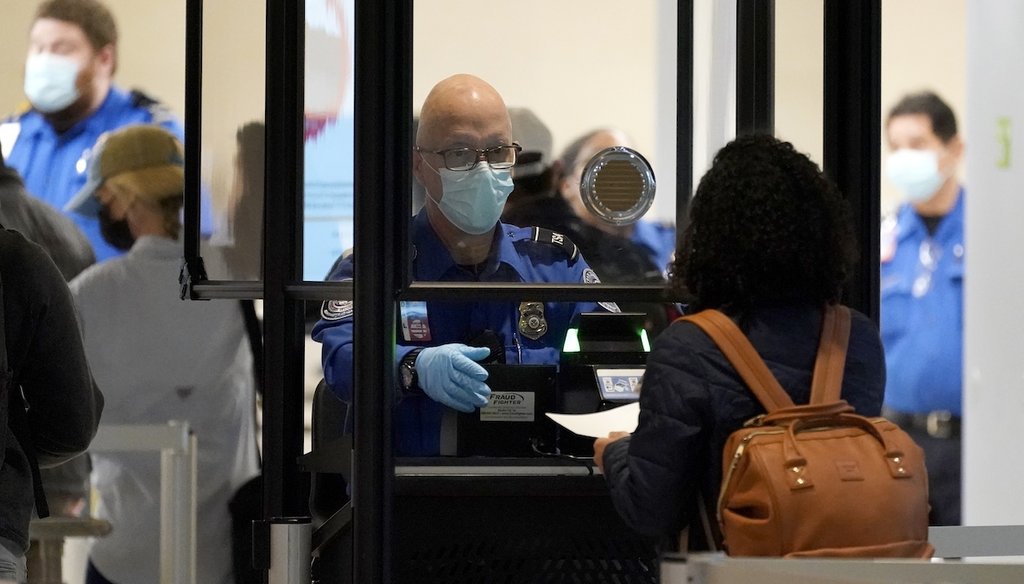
[313,75,611,456]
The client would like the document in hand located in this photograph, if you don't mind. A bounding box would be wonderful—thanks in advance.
[545,403,640,438]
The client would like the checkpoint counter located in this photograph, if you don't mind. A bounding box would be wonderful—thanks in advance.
[308,457,660,584]
[308,313,658,583]
[392,458,657,583]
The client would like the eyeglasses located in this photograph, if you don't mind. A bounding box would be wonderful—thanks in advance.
[415,143,522,171]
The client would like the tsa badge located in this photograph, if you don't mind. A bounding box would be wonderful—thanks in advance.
[518,301,548,340]
[400,301,432,342]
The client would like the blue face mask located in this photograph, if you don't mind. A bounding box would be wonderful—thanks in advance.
[24,53,81,113]
[886,148,945,203]
[425,162,514,235]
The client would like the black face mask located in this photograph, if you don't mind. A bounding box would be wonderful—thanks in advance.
[98,206,136,251]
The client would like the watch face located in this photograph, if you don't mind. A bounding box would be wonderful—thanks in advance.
[401,361,415,388]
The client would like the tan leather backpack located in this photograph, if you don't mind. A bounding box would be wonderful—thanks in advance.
[682,305,933,558]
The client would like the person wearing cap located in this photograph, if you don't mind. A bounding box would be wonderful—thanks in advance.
[1,0,184,262]
[66,124,258,584]
[558,128,677,275]
[312,74,611,456]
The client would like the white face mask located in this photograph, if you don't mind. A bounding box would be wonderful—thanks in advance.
[24,53,81,113]
[886,148,945,203]
[424,161,513,235]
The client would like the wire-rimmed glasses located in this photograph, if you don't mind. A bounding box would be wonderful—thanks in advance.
[415,143,522,171]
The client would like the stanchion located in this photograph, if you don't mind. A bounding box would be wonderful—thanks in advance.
[268,517,311,584]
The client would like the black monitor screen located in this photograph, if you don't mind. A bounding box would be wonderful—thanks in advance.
[576,312,647,353]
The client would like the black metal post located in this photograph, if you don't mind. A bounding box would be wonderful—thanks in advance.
[676,1,695,231]
[263,0,307,527]
[736,0,775,135]
[180,0,206,298]
[823,0,882,323]
[352,0,411,581]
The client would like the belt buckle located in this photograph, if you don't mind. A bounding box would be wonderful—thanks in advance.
[926,410,954,439]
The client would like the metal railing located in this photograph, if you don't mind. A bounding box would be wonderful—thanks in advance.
[89,422,197,584]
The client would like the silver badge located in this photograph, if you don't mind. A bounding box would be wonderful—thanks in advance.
[518,301,548,340]
[321,299,354,321]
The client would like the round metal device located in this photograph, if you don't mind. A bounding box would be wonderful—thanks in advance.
[579,146,657,226]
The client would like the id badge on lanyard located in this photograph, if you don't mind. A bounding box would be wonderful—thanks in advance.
[400,301,432,342]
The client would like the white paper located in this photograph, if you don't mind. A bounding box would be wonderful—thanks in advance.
[545,403,641,438]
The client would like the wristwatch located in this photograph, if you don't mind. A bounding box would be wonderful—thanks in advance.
[399,348,423,393]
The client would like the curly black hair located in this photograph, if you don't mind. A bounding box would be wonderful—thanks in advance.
[668,134,857,313]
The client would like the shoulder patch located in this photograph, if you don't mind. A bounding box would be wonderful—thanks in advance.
[531,227,579,262]
[582,268,600,284]
[130,89,175,124]
[129,89,160,108]
[321,299,353,321]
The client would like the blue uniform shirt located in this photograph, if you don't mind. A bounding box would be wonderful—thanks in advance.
[312,209,608,455]
[880,189,964,415]
[630,219,676,276]
[3,86,184,261]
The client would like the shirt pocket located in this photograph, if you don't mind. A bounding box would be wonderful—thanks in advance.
[880,273,914,345]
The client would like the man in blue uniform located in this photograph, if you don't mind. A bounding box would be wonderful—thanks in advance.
[313,74,610,456]
[880,90,965,526]
[1,0,183,262]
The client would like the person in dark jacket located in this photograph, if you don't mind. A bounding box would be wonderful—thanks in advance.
[0,144,95,280]
[0,227,103,582]
[2,139,97,526]
[593,134,884,548]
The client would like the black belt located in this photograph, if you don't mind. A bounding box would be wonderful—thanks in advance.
[884,409,961,440]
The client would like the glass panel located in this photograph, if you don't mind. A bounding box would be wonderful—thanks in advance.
[410,0,679,284]
[304,0,356,281]
[775,0,824,163]
[880,1,967,527]
[0,2,190,270]
[201,0,267,280]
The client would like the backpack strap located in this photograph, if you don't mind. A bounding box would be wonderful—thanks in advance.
[681,310,795,413]
[809,305,852,405]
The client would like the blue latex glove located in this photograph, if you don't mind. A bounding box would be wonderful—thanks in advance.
[415,344,491,413]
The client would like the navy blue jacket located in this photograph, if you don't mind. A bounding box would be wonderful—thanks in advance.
[601,304,885,542]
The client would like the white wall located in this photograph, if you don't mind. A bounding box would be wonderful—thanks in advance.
[964,0,1024,526]
[412,0,675,220]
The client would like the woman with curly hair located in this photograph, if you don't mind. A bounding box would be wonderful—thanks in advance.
[593,134,885,549]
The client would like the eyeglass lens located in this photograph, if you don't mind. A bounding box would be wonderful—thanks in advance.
[444,146,517,171]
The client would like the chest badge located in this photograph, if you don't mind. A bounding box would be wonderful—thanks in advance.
[518,301,547,340]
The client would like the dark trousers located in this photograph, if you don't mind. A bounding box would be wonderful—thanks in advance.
[86,561,118,584]
[906,427,962,526]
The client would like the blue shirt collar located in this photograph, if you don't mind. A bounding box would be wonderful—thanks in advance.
[895,186,965,244]
[18,86,129,140]
[412,208,527,281]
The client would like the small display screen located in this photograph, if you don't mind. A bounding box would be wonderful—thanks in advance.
[594,367,645,402]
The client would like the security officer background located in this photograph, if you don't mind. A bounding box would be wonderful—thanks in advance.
[880,90,965,526]
[313,74,612,457]
[0,0,183,262]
